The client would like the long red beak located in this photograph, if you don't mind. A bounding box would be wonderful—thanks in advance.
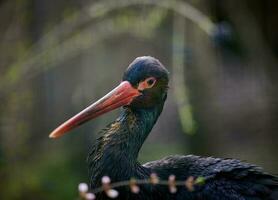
[49,81,141,139]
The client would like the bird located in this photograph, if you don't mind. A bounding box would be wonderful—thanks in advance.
[50,56,278,199]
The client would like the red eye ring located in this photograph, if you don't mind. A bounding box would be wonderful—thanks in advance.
[138,77,156,91]
[145,77,156,88]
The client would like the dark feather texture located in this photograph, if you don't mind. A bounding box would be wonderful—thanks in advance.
[87,56,278,199]
[144,155,278,200]
[87,109,278,200]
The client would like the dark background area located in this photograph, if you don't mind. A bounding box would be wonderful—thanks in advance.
[0,0,278,199]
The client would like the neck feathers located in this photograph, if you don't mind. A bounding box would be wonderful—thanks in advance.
[87,104,164,187]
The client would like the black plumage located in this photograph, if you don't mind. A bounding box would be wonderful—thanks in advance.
[87,57,277,199]
[51,56,278,199]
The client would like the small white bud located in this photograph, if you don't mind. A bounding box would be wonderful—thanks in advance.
[102,176,111,184]
[169,175,176,181]
[169,186,177,193]
[106,189,119,198]
[185,176,194,191]
[78,183,88,193]
[168,175,177,193]
[150,173,159,184]
[131,185,140,194]
[129,178,140,194]
[85,193,96,200]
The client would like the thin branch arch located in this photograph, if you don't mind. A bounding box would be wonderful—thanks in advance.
[0,0,214,96]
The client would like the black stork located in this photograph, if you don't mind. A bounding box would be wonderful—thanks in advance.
[50,56,278,199]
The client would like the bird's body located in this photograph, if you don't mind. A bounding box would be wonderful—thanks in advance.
[88,106,278,200]
[50,56,278,199]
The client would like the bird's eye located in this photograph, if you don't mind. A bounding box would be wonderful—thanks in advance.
[145,77,156,88]
[147,79,154,86]
[137,77,156,91]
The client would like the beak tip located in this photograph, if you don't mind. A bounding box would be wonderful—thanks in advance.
[49,132,58,139]
[49,125,65,139]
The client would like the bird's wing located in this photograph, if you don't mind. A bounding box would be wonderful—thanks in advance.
[143,155,278,200]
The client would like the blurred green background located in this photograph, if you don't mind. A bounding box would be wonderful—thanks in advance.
[1,0,278,199]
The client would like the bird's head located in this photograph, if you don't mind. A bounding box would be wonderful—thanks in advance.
[123,56,169,108]
[49,56,169,138]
